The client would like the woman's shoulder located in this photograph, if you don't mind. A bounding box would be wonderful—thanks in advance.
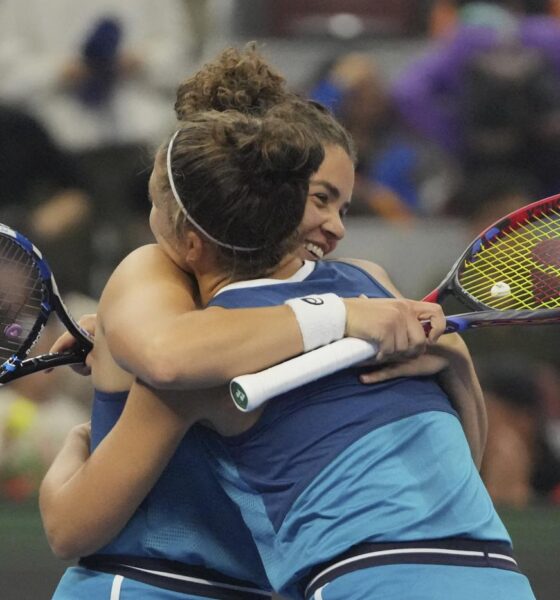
[332,257,389,281]
[112,244,187,279]
[101,244,196,303]
[118,243,171,266]
[332,257,401,296]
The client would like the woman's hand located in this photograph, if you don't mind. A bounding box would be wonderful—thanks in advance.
[47,313,97,375]
[343,296,446,364]
[359,352,449,384]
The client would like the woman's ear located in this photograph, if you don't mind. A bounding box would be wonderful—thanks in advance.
[183,230,204,268]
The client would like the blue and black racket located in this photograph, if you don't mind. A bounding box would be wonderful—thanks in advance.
[0,223,93,384]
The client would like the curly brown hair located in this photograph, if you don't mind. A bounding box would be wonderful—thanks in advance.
[175,43,292,120]
[175,43,356,163]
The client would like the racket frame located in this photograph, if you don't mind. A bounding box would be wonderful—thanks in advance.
[423,192,560,310]
[0,224,93,383]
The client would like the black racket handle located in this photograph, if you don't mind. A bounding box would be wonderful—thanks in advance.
[0,348,90,384]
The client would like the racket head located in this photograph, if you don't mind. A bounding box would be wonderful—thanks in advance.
[426,193,560,311]
[0,224,65,379]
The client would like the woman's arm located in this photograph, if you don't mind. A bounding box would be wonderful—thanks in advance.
[97,245,446,389]
[99,244,301,388]
[39,380,205,559]
[431,335,487,468]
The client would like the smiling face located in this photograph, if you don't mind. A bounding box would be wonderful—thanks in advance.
[148,142,355,270]
[299,144,355,260]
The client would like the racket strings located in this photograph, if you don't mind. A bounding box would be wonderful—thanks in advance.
[462,232,554,308]
[468,222,547,299]
[458,209,560,309]
[461,214,560,307]
[0,237,45,363]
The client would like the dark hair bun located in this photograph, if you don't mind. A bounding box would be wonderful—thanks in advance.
[175,43,292,120]
[198,112,324,247]
[219,115,321,184]
[167,110,324,277]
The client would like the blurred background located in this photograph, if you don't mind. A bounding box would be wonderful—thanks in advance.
[0,0,559,598]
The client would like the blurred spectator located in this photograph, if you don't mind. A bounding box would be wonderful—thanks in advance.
[308,52,459,221]
[426,0,559,35]
[0,0,194,293]
[426,167,560,442]
[184,0,211,62]
[537,363,560,473]
[522,0,560,17]
[0,322,90,504]
[393,0,560,196]
[477,354,560,507]
[444,165,539,233]
[0,0,191,153]
[439,167,560,494]
[0,104,93,295]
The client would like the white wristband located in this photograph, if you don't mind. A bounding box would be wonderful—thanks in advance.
[285,293,346,352]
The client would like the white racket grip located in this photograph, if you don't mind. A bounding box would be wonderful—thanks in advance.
[230,337,379,412]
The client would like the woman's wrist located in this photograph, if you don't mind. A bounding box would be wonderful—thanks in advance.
[285,293,346,352]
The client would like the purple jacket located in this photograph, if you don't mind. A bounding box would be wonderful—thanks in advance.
[392,17,560,154]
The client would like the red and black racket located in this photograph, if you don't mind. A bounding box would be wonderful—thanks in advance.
[423,192,560,318]
[231,194,560,411]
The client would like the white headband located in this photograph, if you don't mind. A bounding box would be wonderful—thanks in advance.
[166,129,261,252]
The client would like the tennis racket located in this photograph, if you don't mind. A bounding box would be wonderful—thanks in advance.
[0,223,93,384]
[230,193,560,411]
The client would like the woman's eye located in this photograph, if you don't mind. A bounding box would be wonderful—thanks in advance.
[314,193,329,204]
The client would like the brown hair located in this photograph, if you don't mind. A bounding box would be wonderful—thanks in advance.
[175,43,290,120]
[175,43,356,163]
[156,110,324,278]
[272,99,357,164]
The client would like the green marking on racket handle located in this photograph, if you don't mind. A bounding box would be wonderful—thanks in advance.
[230,381,249,411]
